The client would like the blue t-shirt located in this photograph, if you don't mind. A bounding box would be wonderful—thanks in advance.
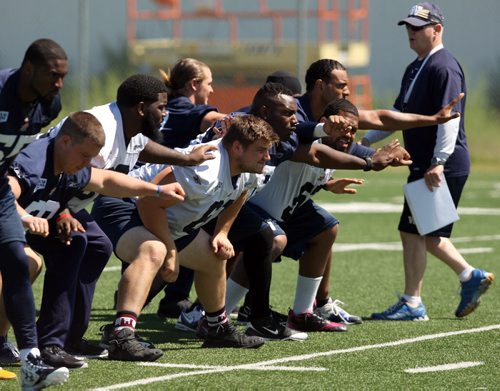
[394,48,470,177]
[161,95,218,148]
[9,137,91,220]
[0,68,62,195]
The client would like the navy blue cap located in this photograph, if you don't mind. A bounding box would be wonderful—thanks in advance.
[398,2,444,27]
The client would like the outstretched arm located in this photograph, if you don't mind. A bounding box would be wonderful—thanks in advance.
[291,142,396,171]
[358,93,464,130]
[85,167,185,201]
[139,140,217,166]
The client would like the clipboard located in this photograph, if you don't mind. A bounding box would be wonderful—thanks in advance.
[403,176,459,235]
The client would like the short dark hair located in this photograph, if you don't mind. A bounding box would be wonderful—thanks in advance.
[322,98,359,118]
[222,114,279,149]
[116,74,168,107]
[250,82,293,114]
[57,111,105,147]
[305,59,346,92]
[22,38,67,66]
[265,71,302,96]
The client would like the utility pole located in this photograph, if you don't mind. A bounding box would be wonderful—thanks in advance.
[296,0,308,91]
[79,0,90,109]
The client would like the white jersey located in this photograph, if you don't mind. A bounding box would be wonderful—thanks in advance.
[130,139,259,240]
[46,102,150,211]
[249,140,334,222]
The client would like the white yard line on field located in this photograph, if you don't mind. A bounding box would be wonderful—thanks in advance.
[103,233,500,272]
[404,361,484,373]
[320,202,500,215]
[331,233,500,253]
[91,324,500,390]
[141,362,327,371]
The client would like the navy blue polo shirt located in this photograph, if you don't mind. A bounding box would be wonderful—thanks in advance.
[161,95,218,148]
[394,48,470,177]
[295,93,314,123]
[0,68,62,196]
[9,137,91,220]
[294,93,335,143]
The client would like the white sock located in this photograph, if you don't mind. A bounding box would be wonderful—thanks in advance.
[459,267,475,282]
[225,278,249,314]
[402,294,421,306]
[293,275,322,314]
[20,347,40,363]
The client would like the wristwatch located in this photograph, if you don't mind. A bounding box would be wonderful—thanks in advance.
[363,156,373,171]
[430,157,446,166]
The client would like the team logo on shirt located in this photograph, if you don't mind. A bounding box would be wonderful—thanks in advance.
[34,178,48,192]
[0,111,8,123]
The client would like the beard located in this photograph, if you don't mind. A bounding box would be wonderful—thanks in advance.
[141,110,164,144]
[29,80,57,104]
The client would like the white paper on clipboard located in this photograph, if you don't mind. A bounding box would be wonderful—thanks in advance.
[403,176,459,236]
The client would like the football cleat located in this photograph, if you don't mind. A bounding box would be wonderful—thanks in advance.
[107,328,163,362]
[202,322,265,349]
[65,338,108,359]
[314,298,363,325]
[288,309,347,332]
[41,345,87,369]
[21,353,69,389]
[371,298,429,321]
[0,340,20,365]
[246,316,308,341]
[175,304,205,333]
[99,323,155,350]
[0,367,16,380]
[455,269,495,318]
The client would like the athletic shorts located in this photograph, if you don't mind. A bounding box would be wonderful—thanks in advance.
[398,174,468,237]
[227,203,286,252]
[90,195,198,258]
[0,190,27,244]
[247,199,339,261]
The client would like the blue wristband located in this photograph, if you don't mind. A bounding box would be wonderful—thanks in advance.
[156,184,161,197]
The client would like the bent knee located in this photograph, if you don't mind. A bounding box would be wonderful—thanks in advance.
[132,241,168,271]
[272,234,287,255]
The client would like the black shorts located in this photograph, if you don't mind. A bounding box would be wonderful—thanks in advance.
[90,195,198,259]
[398,174,468,237]
[247,200,339,261]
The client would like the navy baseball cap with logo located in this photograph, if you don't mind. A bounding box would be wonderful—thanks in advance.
[398,2,444,27]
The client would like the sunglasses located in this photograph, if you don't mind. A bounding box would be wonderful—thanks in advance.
[405,23,436,32]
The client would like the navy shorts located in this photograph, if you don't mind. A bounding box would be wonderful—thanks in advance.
[0,190,27,244]
[228,203,286,252]
[398,174,468,237]
[248,199,339,261]
[90,195,199,258]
